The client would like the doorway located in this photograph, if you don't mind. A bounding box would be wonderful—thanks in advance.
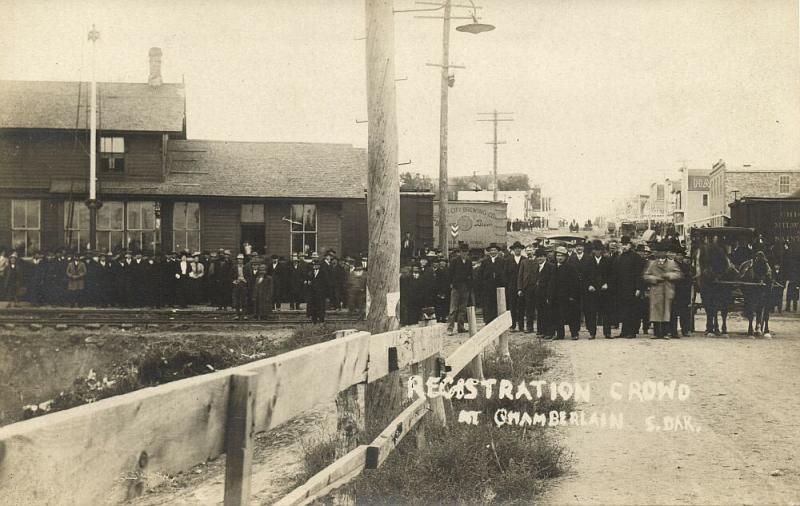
[240,224,265,255]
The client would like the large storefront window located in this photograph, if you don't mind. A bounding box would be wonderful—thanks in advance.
[290,204,317,255]
[64,201,90,252]
[97,201,125,253]
[11,199,40,255]
[173,202,200,253]
[127,201,157,253]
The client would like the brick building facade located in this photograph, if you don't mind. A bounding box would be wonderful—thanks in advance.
[708,160,800,226]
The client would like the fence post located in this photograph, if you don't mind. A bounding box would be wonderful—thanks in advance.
[333,330,366,506]
[466,306,484,380]
[224,372,258,506]
[496,287,510,358]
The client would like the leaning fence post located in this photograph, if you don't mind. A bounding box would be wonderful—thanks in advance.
[466,306,484,380]
[496,287,510,357]
[224,372,258,506]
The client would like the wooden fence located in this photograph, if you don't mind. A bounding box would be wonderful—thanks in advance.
[0,289,511,506]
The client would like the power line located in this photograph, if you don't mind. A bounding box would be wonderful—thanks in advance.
[477,110,514,201]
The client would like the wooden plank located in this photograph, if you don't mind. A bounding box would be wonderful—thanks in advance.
[240,331,371,432]
[466,306,484,380]
[224,373,258,506]
[274,445,368,506]
[366,324,445,382]
[365,397,429,469]
[0,331,372,505]
[446,311,512,377]
[0,369,233,506]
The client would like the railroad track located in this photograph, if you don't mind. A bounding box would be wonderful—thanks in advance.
[0,307,360,327]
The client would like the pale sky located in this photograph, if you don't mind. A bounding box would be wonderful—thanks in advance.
[2,0,799,221]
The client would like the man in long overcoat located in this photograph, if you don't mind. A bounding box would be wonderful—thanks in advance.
[614,236,646,338]
[479,243,505,324]
[547,246,580,340]
[643,243,682,338]
[504,241,526,332]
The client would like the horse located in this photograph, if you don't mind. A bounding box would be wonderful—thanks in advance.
[697,241,739,337]
[738,252,774,337]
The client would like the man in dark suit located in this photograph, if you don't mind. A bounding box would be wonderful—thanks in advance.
[447,244,472,335]
[517,245,540,333]
[548,246,581,340]
[533,248,556,337]
[433,257,450,323]
[581,240,613,338]
[479,243,505,324]
[504,241,526,331]
[614,236,646,338]
[306,258,329,323]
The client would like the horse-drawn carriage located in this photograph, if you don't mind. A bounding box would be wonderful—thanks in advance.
[689,226,777,336]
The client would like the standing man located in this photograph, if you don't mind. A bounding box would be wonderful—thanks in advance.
[643,243,682,339]
[433,257,450,322]
[306,258,329,323]
[231,254,249,319]
[517,245,539,334]
[447,244,472,335]
[614,236,646,338]
[479,243,505,324]
[504,241,526,332]
[174,251,193,308]
[670,246,693,337]
[547,246,580,340]
[582,240,613,339]
[65,254,87,307]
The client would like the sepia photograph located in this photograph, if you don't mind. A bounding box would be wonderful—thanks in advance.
[1,0,799,504]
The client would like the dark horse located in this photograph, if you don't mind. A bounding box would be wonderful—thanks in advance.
[738,251,774,337]
[697,239,738,336]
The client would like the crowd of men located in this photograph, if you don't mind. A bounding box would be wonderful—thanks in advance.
[0,247,368,322]
[398,234,794,339]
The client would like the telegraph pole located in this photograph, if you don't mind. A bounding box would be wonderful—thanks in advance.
[364,0,400,333]
[477,110,513,201]
[86,25,102,250]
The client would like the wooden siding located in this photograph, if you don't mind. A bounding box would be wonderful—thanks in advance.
[317,202,341,256]
[265,202,290,258]
[41,199,63,251]
[341,200,368,258]
[0,198,10,248]
[201,201,239,252]
[0,131,164,189]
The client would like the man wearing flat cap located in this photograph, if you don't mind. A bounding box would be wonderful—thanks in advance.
[504,241,526,331]
[547,246,580,340]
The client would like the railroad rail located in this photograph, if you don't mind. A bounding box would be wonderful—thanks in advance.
[0,307,360,327]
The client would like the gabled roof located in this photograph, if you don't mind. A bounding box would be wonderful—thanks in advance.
[0,80,185,133]
[162,139,367,199]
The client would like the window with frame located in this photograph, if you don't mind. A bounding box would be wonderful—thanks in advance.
[96,201,125,253]
[100,136,125,172]
[11,199,40,255]
[64,201,91,252]
[127,201,157,253]
[779,175,790,194]
[702,194,708,207]
[173,202,200,253]
[290,204,317,256]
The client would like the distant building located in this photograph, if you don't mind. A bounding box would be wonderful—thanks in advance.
[671,168,711,238]
[456,190,529,220]
[708,160,800,226]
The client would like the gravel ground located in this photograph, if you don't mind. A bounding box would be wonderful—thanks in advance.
[541,313,800,506]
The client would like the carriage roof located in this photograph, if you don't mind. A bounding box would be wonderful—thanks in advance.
[689,227,755,252]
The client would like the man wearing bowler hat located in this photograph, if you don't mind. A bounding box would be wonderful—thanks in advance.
[614,236,646,338]
[504,241,526,331]
[479,243,505,324]
[547,246,580,340]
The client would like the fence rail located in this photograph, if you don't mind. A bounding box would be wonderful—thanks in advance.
[0,290,510,506]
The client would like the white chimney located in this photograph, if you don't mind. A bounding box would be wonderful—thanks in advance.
[148,47,163,87]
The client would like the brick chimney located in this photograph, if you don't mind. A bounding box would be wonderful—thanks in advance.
[148,47,163,87]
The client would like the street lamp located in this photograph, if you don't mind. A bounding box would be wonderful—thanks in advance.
[399,0,495,254]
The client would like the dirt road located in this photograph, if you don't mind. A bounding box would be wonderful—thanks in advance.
[541,314,800,506]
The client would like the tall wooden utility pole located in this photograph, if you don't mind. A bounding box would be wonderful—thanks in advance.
[437,0,452,255]
[477,110,513,201]
[87,25,101,250]
[365,0,400,333]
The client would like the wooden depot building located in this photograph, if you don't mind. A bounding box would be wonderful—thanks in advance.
[0,48,373,259]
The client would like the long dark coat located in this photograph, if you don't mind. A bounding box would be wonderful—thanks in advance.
[253,274,274,320]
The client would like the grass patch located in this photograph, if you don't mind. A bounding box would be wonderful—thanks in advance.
[297,338,573,505]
